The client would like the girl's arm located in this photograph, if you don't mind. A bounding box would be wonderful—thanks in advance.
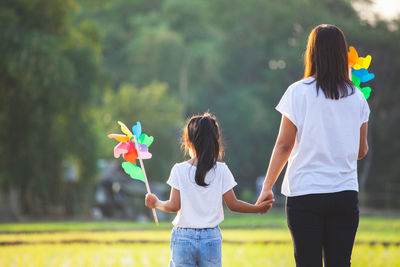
[358,122,368,160]
[256,115,297,207]
[223,189,274,213]
[145,187,180,213]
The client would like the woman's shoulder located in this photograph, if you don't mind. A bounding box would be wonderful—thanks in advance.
[286,77,316,95]
[215,161,227,168]
[352,87,368,101]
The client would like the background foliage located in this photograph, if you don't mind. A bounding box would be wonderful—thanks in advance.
[1,0,399,218]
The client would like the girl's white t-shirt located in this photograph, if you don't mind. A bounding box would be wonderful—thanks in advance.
[167,161,237,228]
[276,77,370,197]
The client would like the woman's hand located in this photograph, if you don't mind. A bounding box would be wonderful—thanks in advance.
[256,189,274,214]
[256,199,275,213]
[145,193,159,209]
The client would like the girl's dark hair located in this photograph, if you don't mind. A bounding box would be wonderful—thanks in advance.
[182,113,223,187]
[304,24,354,99]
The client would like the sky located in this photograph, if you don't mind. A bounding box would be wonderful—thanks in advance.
[373,0,400,20]
[354,0,400,22]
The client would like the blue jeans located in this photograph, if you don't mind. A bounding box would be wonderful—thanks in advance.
[169,226,222,267]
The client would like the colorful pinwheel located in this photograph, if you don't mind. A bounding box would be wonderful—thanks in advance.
[108,121,158,224]
[108,121,154,182]
[348,46,375,99]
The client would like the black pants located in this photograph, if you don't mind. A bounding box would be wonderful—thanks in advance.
[286,190,359,267]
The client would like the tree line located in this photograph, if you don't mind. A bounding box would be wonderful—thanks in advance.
[1,0,399,218]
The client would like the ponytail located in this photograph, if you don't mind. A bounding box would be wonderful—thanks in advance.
[183,113,222,187]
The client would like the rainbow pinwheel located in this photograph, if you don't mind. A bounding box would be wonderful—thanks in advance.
[348,46,375,99]
[108,121,154,183]
[108,121,159,225]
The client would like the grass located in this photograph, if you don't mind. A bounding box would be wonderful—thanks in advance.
[0,211,399,266]
[1,211,399,232]
[0,243,398,267]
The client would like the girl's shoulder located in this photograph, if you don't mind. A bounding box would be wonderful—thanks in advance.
[172,161,232,176]
[174,161,228,168]
[215,161,232,174]
[175,161,192,167]
[172,161,230,174]
[171,161,194,173]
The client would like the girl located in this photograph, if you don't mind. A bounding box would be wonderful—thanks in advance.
[145,113,274,267]
[256,24,370,267]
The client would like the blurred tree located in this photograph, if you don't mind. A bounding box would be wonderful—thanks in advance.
[92,0,165,90]
[1,0,400,218]
[0,0,102,217]
[93,0,222,113]
[354,20,400,208]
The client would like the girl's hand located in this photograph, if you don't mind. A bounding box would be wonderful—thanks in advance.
[145,193,159,209]
[257,198,275,214]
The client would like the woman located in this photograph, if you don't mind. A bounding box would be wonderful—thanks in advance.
[256,24,370,267]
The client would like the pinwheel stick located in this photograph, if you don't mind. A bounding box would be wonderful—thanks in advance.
[133,136,159,225]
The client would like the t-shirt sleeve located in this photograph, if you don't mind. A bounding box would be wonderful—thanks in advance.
[221,163,237,194]
[275,85,298,127]
[166,164,180,190]
[360,96,370,125]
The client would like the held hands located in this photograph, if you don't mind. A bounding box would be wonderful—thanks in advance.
[145,193,159,209]
[256,189,275,214]
[256,198,275,214]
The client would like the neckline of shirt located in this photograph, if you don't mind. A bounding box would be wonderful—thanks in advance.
[185,161,197,168]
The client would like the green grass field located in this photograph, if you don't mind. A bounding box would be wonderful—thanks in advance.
[0,212,399,266]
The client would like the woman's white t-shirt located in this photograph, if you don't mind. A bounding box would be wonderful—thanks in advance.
[167,161,237,228]
[276,77,370,197]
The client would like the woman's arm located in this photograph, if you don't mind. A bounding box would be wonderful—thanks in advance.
[358,122,368,160]
[223,189,274,213]
[256,115,297,206]
[145,187,180,213]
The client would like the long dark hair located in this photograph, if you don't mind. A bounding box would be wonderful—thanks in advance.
[182,113,223,187]
[304,24,354,99]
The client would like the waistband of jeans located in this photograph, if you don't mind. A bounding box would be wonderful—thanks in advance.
[175,226,219,231]
[172,226,221,238]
